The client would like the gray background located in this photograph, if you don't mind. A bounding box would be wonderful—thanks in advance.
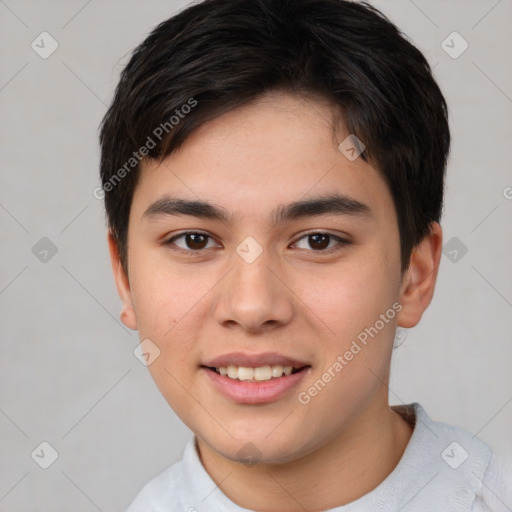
[1,0,511,510]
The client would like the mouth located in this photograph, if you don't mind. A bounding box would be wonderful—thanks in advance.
[200,353,311,404]
[203,364,309,382]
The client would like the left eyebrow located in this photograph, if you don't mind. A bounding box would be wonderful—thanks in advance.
[142,193,372,225]
[272,194,372,226]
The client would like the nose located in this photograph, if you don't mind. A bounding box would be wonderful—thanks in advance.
[213,250,295,334]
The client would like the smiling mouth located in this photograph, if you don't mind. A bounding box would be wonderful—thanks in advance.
[204,364,309,382]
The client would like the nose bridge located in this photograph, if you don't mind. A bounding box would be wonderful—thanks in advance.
[233,250,274,296]
[213,244,294,331]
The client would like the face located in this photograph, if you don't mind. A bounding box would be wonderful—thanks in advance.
[113,91,413,465]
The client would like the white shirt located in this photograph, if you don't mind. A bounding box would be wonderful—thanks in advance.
[125,403,512,511]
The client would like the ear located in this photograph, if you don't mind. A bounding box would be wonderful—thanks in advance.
[107,231,137,330]
[396,222,442,328]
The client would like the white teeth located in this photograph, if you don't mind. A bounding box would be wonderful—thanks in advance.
[271,365,284,378]
[254,366,272,381]
[227,365,238,379]
[237,367,254,381]
[215,364,295,381]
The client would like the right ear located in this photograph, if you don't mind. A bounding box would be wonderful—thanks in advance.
[107,231,137,330]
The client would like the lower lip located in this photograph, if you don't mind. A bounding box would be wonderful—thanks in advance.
[202,367,310,404]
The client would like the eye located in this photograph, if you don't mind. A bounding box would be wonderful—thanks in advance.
[292,232,350,252]
[165,232,220,252]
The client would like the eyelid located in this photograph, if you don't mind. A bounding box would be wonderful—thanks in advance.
[290,230,351,245]
[165,229,213,239]
[164,230,222,252]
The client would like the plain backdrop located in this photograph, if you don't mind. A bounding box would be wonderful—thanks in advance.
[1,0,511,510]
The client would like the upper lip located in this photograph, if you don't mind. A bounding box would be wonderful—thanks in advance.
[202,352,309,369]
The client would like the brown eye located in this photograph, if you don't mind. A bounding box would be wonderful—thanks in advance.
[166,232,219,252]
[185,233,208,250]
[292,232,351,252]
[308,233,330,250]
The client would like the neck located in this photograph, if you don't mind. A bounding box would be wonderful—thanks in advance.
[196,396,414,511]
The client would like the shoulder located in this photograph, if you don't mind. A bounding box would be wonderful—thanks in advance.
[123,436,247,512]
[388,403,496,511]
[394,403,494,469]
[123,437,205,512]
[124,458,184,512]
[123,436,230,512]
[472,451,512,512]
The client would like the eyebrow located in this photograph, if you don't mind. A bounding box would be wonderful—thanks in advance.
[142,194,372,225]
[273,194,371,225]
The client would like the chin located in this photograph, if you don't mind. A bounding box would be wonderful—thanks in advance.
[204,424,317,466]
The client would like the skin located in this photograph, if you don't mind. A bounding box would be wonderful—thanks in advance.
[109,90,442,511]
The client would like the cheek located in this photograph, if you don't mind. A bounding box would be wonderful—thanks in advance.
[297,255,399,337]
[129,249,207,332]
[295,264,398,423]
[127,261,215,380]
[129,263,207,416]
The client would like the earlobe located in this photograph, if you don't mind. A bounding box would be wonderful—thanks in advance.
[396,222,443,328]
[107,231,138,331]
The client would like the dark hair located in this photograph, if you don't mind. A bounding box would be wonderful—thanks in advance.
[99,0,450,274]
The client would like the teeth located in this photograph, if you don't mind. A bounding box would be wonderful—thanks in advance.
[227,365,237,379]
[272,365,284,378]
[215,364,295,381]
[254,366,272,381]
[237,367,254,381]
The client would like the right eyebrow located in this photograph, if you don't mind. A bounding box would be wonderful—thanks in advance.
[142,197,233,223]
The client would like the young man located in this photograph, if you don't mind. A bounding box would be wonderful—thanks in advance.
[99,0,512,510]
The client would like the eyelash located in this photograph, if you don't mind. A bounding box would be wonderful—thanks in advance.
[163,231,351,256]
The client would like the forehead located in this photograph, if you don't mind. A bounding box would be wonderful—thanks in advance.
[131,91,394,223]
